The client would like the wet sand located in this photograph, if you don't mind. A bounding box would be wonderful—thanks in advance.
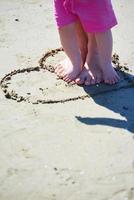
[0,0,134,200]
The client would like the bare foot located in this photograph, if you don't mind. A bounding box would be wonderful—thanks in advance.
[54,58,82,83]
[75,53,103,85]
[102,63,120,85]
[87,63,103,84]
[75,64,95,85]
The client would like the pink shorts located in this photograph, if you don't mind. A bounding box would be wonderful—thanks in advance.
[54,0,117,32]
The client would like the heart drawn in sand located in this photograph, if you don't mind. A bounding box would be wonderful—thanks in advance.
[0,48,134,104]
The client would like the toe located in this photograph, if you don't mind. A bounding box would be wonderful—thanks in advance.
[90,78,95,85]
[96,76,102,84]
[85,76,92,86]
[85,81,91,86]
[111,80,115,85]
[55,68,62,75]
[63,77,71,83]
[104,79,110,84]
[55,64,62,71]
[75,77,81,84]
[57,69,65,77]
[63,75,71,82]
[54,64,59,70]
[75,77,85,85]
[111,76,119,84]
[70,80,76,85]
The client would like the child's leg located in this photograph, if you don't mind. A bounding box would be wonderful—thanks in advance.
[76,33,103,85]
[75,30,119,85]
[55,22,89,83]
[95,30,120,84]
[55,23,82,82]
[73,0,119,85]
[86,33,103,84]
[54,0,82,82]
[75,21,88,66]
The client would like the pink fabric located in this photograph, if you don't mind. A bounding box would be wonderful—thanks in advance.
[54,0,117,32]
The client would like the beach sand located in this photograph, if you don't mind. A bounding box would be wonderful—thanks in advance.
[0,0,134,199]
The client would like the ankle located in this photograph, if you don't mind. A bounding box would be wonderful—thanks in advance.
[100,61,112,70]
[71,57,83,70]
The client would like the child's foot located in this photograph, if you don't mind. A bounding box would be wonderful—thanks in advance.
[75,53,103,85]
[86,51,103,84]
[54,58,82,83]
[75,64,95,85]
[76,62,120,85]
[102,63,120,85]
[87,62,103,84]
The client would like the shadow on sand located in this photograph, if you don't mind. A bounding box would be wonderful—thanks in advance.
[76,69,134,133]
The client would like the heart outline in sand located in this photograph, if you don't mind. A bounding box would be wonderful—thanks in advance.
[0,48,134,104]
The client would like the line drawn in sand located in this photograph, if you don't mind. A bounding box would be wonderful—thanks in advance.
[0,48,134,104]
